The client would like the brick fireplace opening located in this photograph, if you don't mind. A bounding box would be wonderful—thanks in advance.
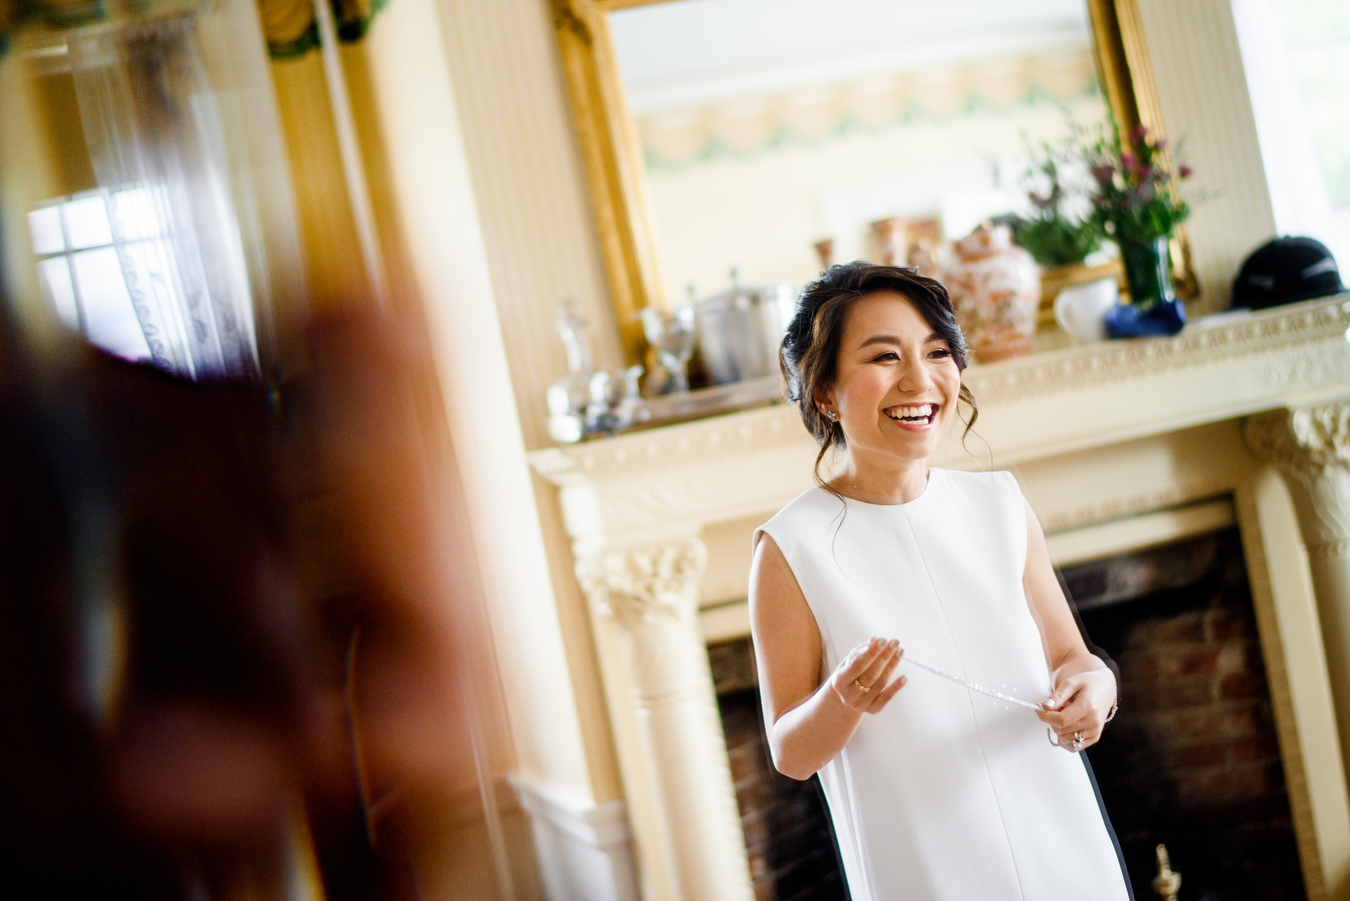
[708,641,845,901]
[1069,529,1306,900]
[708,527,1307,901]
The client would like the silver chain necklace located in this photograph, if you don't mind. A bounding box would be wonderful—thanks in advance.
[901,655,1047,712]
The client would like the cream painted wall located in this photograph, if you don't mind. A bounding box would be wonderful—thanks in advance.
[436,0,625,455]
[435,0,628,804]
[1133,0,1279,313]
[644,95,1106,302]
[350,0,608,808]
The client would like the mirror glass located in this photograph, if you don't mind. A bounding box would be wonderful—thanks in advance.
[609,0,1111,302]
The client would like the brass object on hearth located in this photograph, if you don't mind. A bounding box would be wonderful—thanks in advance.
[1152,843,1181,901]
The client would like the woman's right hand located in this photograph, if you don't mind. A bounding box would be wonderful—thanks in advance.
[830,637,908,713]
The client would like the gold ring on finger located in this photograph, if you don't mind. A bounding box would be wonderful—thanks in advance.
[854,679,871,692]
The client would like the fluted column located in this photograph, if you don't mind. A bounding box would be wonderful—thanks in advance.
[576,538,753,901]
[1246,401,1350,769]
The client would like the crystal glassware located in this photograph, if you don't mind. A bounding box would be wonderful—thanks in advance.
[641,300,697,393]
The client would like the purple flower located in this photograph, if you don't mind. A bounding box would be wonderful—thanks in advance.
[1129,124,1150,143]
[1029,188,1058,210]
[1179,164,1193,179]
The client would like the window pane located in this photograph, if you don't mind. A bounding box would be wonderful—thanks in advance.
[110,186,167,242]
[36,257,80,329]
[71,248,152,363]
[63,193,114,250]
[28,206,66,255]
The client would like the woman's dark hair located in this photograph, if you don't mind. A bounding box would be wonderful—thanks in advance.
[779,261,979,487]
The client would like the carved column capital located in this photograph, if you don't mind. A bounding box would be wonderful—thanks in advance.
[575,538,707,631]
[573,535,753,899]
[575,537,713,709]
[1244,399,1350,553]
[1245,401,1350,481]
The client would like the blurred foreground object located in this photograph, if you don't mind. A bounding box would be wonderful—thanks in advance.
[0,304,506,900]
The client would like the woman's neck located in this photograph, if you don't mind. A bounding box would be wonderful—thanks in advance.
[827,454,930,505]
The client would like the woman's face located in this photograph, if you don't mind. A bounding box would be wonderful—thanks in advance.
[819,290,961,470]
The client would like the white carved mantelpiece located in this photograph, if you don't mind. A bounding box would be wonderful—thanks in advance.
[574,538,751,901]
[1246,402,1350,786]
[530,296,1350,901]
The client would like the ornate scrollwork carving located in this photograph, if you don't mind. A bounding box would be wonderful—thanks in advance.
[531,300,1350,486]
[1244,402,1350,482]
[1245,401,1350,546]
[575,538,707,631]
[971,299,1350,404]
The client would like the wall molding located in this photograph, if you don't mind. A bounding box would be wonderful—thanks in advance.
[510,778,639,901]
[532,295,1350,492]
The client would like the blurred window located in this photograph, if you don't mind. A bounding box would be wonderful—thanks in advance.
[1285,0,1350,266]
[29,189,170,364]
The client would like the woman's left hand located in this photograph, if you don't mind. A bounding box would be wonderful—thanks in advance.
[1036,666,1116,752]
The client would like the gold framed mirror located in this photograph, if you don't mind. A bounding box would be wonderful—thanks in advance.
[551,0,1198,363]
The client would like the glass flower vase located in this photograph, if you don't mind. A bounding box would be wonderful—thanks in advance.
[1104,235,1186,338]
[1120,236,1175,309]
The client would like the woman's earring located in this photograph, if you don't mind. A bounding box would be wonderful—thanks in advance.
[822,408,838,423]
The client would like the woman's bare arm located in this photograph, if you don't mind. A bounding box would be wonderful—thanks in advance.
[749,533,907,779]
[1022,500,1117,748]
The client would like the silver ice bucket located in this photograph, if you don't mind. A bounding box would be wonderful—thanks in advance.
[694,275,795,386]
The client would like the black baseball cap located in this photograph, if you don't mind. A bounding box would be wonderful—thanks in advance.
[1232,236,1344,310]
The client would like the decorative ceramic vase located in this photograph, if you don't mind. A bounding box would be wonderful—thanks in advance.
[871,217,905,266]
[944,224,1041,363]
[814,238,834,270]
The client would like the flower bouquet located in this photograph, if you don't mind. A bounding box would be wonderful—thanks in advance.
[1087,124,1193,337]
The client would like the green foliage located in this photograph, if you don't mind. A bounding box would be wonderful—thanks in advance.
[1013,214,1104,268]
[1010,137,1103,267]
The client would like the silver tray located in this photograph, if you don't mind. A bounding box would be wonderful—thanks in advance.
[549,375,785,443]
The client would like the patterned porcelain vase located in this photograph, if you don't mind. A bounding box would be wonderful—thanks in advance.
[943,224,1042,363]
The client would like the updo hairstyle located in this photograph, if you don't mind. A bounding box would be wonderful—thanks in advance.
[778,261,979,485]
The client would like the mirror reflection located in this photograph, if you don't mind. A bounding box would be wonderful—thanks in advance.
[609,0,1110,307]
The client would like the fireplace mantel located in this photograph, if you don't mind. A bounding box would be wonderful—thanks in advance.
[531,297,1350,542]
[528,295,1350,901]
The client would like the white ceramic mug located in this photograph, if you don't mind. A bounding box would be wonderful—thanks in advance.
[1054,277,1120,342]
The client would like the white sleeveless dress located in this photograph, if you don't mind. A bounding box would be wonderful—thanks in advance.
[754,469,1131,901]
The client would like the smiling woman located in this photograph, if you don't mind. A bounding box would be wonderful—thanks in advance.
[778,263,977,495]
[749,261,1130,900]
